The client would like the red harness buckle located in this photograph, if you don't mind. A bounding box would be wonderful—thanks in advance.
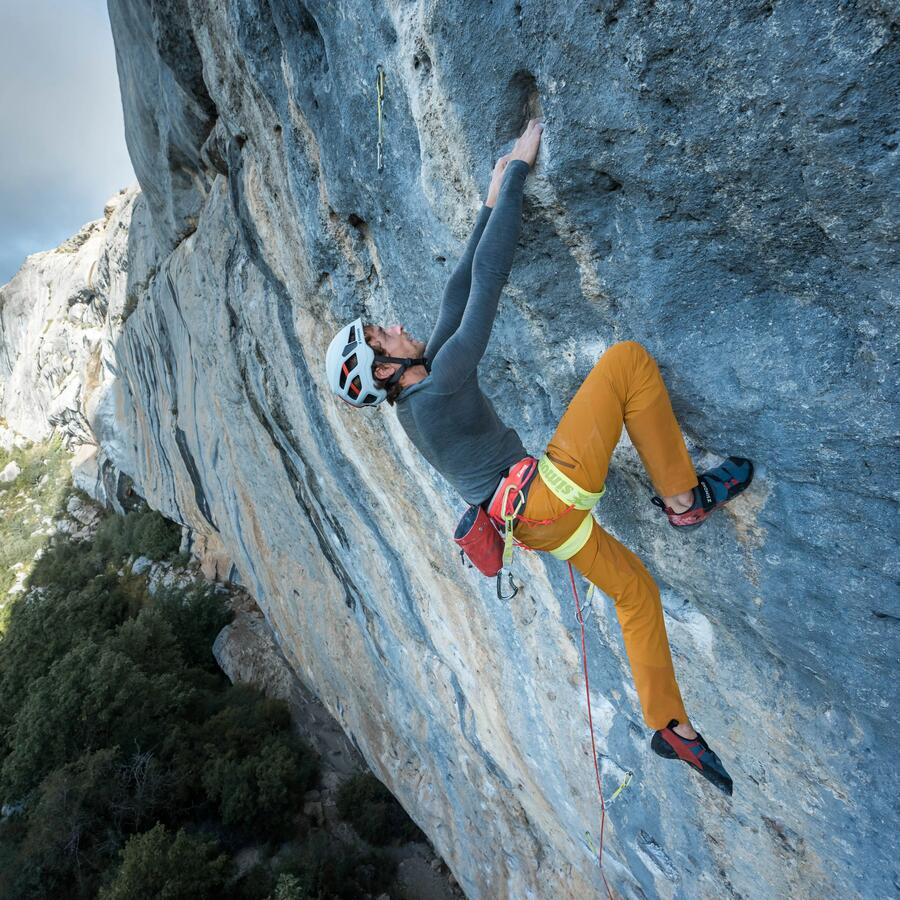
[486,456,539,525]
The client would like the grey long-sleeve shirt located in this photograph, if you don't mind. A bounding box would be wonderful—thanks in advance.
[395,159,530,506]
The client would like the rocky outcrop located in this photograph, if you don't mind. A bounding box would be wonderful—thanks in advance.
[0,187,158,507]
[1,1,897,897]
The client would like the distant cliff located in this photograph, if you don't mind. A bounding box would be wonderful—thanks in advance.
[1,1,897,897]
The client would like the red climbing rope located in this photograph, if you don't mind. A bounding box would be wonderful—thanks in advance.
[568,561,615,900]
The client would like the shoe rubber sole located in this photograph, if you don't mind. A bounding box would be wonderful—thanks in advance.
[651,726,734,795]
[665,457,755,529]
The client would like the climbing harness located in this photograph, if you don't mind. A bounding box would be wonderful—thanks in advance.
[453,453,600,596]
[486,456,540,576]
[375,64,386,172]
[455,456,539,600]
[487,451,600,569]
[537,454,606,509]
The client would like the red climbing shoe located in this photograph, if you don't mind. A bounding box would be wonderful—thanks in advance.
[652,456,754,529]
[651,720,733,795]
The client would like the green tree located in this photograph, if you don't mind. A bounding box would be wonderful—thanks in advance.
[98,823,232,900]
[93,508,182,562]
[275,830,394,899]
[5,749,127,899]
[0,573,138,754]
[152,582,233,673]
[268,872,305,900]
[0,507,338,900]
[197,687,318,838]
[1,641,198,799]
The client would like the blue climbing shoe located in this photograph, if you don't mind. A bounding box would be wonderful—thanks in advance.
[652,456,754,528]
[651,720,733,796]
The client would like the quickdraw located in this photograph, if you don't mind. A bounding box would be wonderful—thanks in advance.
[583,770,633,850]
[375,64,386,172]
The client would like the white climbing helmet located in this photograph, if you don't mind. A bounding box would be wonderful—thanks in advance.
[326,317,387,408]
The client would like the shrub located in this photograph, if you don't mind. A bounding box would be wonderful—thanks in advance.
[109,607,187,676]
[26,536,105,591]
[198,688,318,838]
[0,582,140,770]
[0,749,129,900]
[0,640,199,799]
[132,510,183,560]
[153,583,232,673]
[335,772,426,846]
[0,571,140,746]
[268,872,304,900]
[0,437,70,598]
[233,862,276,900]
[275,829,395,900]
[93,508,181,563]
[98,823,233,900]
[0,493,343,900]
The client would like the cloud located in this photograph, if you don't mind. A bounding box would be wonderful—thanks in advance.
[0,0,135,285]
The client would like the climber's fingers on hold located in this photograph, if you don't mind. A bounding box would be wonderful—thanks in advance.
[511,118,544,166]
[493,154,511,175]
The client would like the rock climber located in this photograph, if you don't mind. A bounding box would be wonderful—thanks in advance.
[326,118,752,795]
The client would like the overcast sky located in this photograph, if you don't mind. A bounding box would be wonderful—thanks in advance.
[0,0,135,285]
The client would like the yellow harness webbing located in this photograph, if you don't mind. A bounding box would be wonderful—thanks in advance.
[538,455,605,561]
[548,513,594,560]
[538,455,605,509]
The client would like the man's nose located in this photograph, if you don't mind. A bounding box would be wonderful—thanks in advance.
[387,324,402,336]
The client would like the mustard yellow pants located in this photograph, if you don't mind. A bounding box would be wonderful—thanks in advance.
[514,341,698,730]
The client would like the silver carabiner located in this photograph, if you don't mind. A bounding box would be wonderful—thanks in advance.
[496,569,519,601]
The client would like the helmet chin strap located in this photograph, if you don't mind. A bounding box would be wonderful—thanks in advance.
[374,354,428,387]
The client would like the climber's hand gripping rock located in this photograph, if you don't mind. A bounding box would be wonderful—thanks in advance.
[486,154,512,208]
[510,117,544,167]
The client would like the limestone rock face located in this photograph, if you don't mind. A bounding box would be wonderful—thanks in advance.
[1,1,898,897]
[0,187,159,506]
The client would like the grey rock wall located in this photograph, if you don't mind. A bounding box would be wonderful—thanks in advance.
[1,0,897,896]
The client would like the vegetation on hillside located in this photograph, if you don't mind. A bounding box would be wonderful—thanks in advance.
[0,443,433,899]
[0,505,322,899]
[0,437,70,604]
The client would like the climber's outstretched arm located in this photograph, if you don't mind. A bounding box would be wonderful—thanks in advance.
[428,119,542,389]
[426,203,492,361]
[425,154,515,360]
[428,158,530,392]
